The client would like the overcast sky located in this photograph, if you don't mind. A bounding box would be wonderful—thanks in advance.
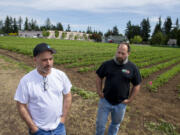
[0,0,180,34]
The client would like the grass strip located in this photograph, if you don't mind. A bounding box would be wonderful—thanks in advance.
[0,54,33,72]
[145,119,180,135]
[71,86,98,99]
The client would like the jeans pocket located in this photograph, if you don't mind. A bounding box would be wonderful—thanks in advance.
[59,122,65,126]
[55,123,66,135]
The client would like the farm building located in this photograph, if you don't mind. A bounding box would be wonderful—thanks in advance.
[103,35,128,44]
[18,30,43,38]
[18,30,90,40]
[167,39,177,46]
[48,31,90,40]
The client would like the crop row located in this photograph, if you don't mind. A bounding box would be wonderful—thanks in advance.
[147,63,180,92]
[77,55,180,73]
[140,57,180,78]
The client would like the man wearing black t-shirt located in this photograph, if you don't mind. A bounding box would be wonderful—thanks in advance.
[95,43,141,135]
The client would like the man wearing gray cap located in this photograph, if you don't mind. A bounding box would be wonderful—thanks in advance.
[14,43,72,135]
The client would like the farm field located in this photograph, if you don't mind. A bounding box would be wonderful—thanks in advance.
[0,36,180,135]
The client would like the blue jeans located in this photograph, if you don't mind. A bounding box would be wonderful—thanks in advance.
[29,123,66,135]
[95,98,126,135]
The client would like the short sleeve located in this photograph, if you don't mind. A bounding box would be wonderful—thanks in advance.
[62,73,72,95]
[14,79,29,104]
[96,62,107,78]
[131,66,142,86]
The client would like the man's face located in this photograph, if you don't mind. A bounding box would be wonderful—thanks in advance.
[116,44,129,63]
[34,51,53,74]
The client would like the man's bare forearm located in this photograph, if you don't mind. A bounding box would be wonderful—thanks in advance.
[96,75,104,98]
[17,102,38,132]
[129,84,140,101]
[61,92,72,123]
[122,84,140,104]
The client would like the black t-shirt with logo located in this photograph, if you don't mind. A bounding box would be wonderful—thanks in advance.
[96,59,142,105]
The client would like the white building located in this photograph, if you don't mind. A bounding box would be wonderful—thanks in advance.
[18,31,43,38]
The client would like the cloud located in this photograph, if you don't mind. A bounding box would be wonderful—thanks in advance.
[0,0,180,14]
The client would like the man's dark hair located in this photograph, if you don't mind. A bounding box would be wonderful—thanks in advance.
[117,42,130,52]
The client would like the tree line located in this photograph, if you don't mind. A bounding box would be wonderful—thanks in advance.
[125,17,180,46]
[0,16,65,34]
[0,16,180,45]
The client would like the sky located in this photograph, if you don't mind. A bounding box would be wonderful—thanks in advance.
[0,0,180,34]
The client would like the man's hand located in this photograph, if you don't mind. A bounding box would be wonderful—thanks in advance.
[60,115,66,124]
[30,126,39,134]
[17,102,38,134]
[98,91,104,98]
[122,84,141,104]
[122,99,131,104]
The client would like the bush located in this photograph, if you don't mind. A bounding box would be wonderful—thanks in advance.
[177,29,180,46]
[42,30,50,37]
[74,34,80,40]
[8,33,18,36]
[150,32,166,45]
[62,32,67,39]
[55,30,59,38]
[89,33,102,42]
[83,33,88,40]
[69,33,74,40]
[130,35,142,44]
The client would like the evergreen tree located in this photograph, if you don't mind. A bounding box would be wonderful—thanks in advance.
[0,20,3,34]
[9,17,13,32]
[104,29,113,37]
[163,16,172,36]
[45,18,51,30]
[66,24,71,32]
[140,18,151,42]
[175,18,179,29]
[87,26,92,34]
[3,16,11,33]
[51,25,56,30]
[163,16,172,44]
[125,21,133,40]
[177,29,180,46]
[112,26,119,35]
[125,20,141,40]
[34,20,39,31]
[18,16,23,30]
[29,19,38,30]
[24,17,29,30]
[152,17,162,36]
[56,22,63,31]
[13,18,18,33]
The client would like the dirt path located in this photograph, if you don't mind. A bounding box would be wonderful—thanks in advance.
[0,49,180,135]
[0,57,28,135]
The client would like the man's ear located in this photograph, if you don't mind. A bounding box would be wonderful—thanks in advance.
[33,57,37,63]
[128,52,130,56]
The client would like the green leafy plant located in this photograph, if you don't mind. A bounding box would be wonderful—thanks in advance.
[147,64,180,92]
[145,120,180,135]
[55,30,59,38]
